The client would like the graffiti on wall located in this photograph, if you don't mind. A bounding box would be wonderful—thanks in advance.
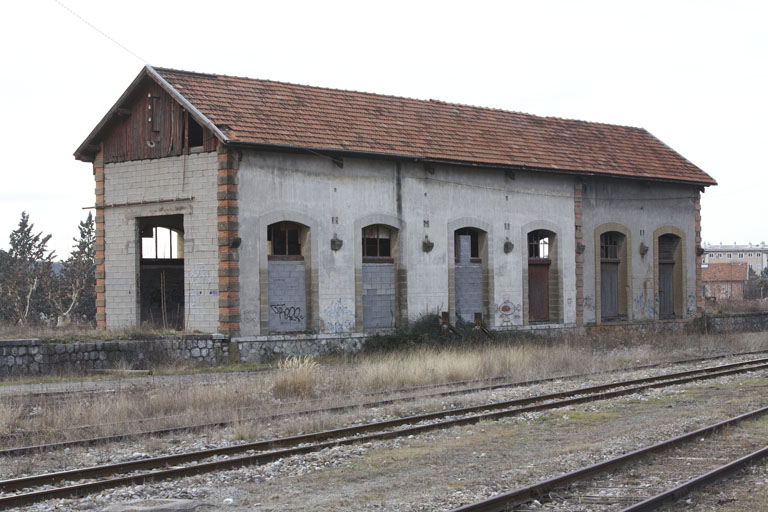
[324,298,355,333]
[495,295,521,327]
[633,278,657,320]
[270,304,304,323]
[241,309,258,326]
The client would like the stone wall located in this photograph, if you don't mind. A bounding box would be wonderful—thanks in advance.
[0,335,229,377]
[3,311,768,376]
[234,333,366,363]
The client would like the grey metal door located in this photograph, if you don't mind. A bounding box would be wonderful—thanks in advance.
[601,262,619,319]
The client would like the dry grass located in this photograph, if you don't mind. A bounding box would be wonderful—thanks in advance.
[272,355,319,399]
[0,323,188,342]
[1,331,768,447]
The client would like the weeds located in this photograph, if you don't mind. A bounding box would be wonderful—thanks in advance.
[272,355,319,399]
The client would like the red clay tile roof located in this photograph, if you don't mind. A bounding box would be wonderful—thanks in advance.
[702,263,749,282]
[79,66,717,186]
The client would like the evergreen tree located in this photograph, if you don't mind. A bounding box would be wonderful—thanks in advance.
[0,212,55,325]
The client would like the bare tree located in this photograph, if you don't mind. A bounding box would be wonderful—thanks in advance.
[0,212,55,325]
[48,213,95,326]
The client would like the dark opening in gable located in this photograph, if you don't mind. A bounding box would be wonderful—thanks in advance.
[188,116,204,148]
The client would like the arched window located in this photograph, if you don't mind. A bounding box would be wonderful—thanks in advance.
[362,225,392,260]
[268,221,303,257]
[141,226,183,260]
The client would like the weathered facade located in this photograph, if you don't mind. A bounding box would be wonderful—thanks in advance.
[76,66,716,337]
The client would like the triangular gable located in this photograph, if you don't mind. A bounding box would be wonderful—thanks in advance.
[74,66,226,163]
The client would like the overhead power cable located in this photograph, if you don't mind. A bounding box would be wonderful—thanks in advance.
[53,0,148,64]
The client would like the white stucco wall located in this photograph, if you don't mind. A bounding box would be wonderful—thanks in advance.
[99,150,699,335]
[236,151,578,335]
[580,179,698,323]
[103,152,219,332]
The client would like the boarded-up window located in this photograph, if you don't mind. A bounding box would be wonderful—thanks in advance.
[455,228,480,262]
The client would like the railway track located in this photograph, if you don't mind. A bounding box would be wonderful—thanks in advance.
[4,351,767,456]
[1,356,767,509]
[450,406,768,511]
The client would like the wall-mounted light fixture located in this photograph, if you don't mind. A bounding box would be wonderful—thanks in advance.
[422,235,434,253]
[504,238,514,254]
[331,234,343,251]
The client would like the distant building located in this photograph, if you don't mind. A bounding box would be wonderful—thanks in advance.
[702,262,748,301]
[703,243,768,275]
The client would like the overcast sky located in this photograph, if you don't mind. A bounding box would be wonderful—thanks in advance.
[1,1,765,258]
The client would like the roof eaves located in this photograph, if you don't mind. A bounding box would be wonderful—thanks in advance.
[224,140,717,187]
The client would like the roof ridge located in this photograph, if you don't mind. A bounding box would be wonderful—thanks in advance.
[154,66,648,132]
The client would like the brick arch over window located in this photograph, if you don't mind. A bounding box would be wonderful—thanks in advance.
[594,223,632,324]
[258,210,318,334]
[447,217,493,325]
[353,214,407,331]
[521,220,563,325]
[653,226,687,319]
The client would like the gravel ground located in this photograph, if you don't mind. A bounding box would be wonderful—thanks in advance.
[4,357,768,511]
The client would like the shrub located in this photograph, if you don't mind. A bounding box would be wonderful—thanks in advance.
[271,355,318,399]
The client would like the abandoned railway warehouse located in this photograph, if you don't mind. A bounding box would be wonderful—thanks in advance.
[75,66,716,340]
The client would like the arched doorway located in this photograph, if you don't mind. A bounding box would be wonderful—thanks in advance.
[454,227,487,323]
[361,224,397,329]
[267,221,309,332]
[527,230,556,323]
[599,231,627,321]
[657,233,683,318]
[138,215,184,329]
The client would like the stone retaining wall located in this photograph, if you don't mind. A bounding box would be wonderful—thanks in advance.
[2,312,767,377]
[233,333,365,363]
[0,335,229,377]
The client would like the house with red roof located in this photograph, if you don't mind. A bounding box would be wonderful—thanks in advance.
[75,66,716,340]
[702,263,748,301]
